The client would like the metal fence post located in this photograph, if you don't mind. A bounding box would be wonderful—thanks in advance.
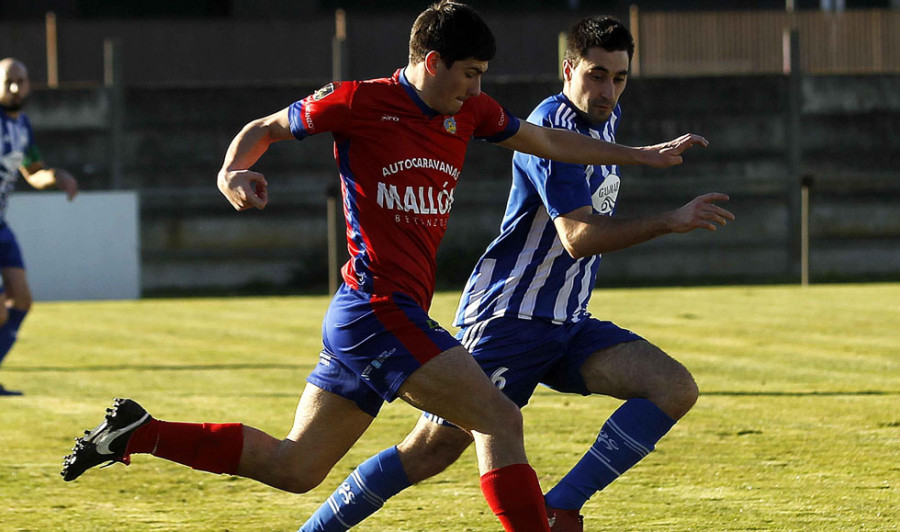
[327,9,349,294]
[800,174,814,286]
[104,38,124,190]
[45,12,59,88]
[784,27,803,281]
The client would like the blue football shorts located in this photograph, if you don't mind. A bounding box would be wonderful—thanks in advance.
[424,315,642,426]
[307,283,461,417]
[0,224,25,294]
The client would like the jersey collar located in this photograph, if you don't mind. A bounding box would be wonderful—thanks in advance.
[556,91,616,137]
[396,68,441,119]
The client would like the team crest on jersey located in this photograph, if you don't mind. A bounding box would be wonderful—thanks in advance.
[443,117,457,134]
[312,82,340,101]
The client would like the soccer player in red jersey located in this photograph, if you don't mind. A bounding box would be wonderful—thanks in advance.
[62,3,707,530]
[298,16,733,532]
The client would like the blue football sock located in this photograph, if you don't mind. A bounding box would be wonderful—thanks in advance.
[544,398,676,511]
[0,308,27,367]
[299,446,412,532]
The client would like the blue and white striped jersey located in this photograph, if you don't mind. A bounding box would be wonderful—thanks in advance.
[0,111,37,222]
[454,93,622,326]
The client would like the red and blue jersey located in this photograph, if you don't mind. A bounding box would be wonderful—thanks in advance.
[288,68,519,309]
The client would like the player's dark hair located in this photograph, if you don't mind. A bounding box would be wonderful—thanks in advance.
[409,1,496,68]
[565,16,634,66]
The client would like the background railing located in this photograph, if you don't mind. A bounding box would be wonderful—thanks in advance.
[634,9,900,76]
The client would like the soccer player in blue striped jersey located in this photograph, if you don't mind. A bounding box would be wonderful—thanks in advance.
[0,58,78,396]
[298,16,734,532]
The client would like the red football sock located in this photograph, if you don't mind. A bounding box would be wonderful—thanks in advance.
[125,420,244,475]
[480,463,550,532]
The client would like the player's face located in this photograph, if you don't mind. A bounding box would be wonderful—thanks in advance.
[563,47,629,124]
[429,57,487,115]
[0,61,30,113]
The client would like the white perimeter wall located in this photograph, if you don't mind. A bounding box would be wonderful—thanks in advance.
[6,191,140,301]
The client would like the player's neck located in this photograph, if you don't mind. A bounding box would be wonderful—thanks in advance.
[404,62,425,86]
[403,62,436,108]
[0,106,20,119]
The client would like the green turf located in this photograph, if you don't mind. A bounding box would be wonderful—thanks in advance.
[0,284,897,531]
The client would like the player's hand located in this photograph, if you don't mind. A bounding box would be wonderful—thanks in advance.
[668,192,734,233]
[640,133,709,168]
[218,169,268,211]
[56,171,78,201]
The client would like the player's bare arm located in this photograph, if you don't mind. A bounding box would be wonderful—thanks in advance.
[19,162,78,201]
[499,120,708,168]
[217,108,294,211]
[554,192,733,259]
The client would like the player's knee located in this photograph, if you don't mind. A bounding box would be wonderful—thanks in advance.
[663,365,699,420]
[401,442,461,482]
[398,427,472,483]
[263,447,331,494]
[488,399,524,439]
[275,468,328,494]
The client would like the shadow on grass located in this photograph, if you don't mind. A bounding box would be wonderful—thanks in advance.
[703,390,899,396]
[4,363,305,372]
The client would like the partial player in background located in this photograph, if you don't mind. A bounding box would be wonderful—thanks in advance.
[0,57,79,396]
[298,16,733,532]
[62,4,709,531]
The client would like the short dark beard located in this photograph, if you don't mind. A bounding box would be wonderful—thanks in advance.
[0,101,24,113]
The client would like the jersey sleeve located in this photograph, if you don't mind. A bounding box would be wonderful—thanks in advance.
[22,144,43,167]
[21,117,42,166]
[515,113,590,219]
[288,81,356,140]
[470,93,520,143]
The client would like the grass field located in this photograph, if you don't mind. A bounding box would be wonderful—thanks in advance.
[0,284,897,531]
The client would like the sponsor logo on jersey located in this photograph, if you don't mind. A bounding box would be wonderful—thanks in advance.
[382,157,460,180]
[376,181,455,215]
[381,114,400,122]
[591,173,620,215]
[312,82,340,101]
[443,117,457,134]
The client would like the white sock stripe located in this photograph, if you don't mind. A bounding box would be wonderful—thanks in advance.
[351,470,385,506]
[329,499,352,530]
[327,495,354,530]
[606,419,651,457]
[587,447,622,476]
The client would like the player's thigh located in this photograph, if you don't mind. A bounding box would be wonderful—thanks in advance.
[397,345,519,435]
[397,415,474,483]
[580,340,692,400]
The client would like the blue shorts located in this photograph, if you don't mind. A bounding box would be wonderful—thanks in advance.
[0,224,25,294]
[424,315,642,426]
[307,284,461,417]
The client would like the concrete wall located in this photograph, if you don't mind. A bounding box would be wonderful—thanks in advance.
[6,192,140,300]
[20,73,900,294]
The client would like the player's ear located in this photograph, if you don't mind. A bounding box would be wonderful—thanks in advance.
[562,59,575,83]
[424,51,442,76]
